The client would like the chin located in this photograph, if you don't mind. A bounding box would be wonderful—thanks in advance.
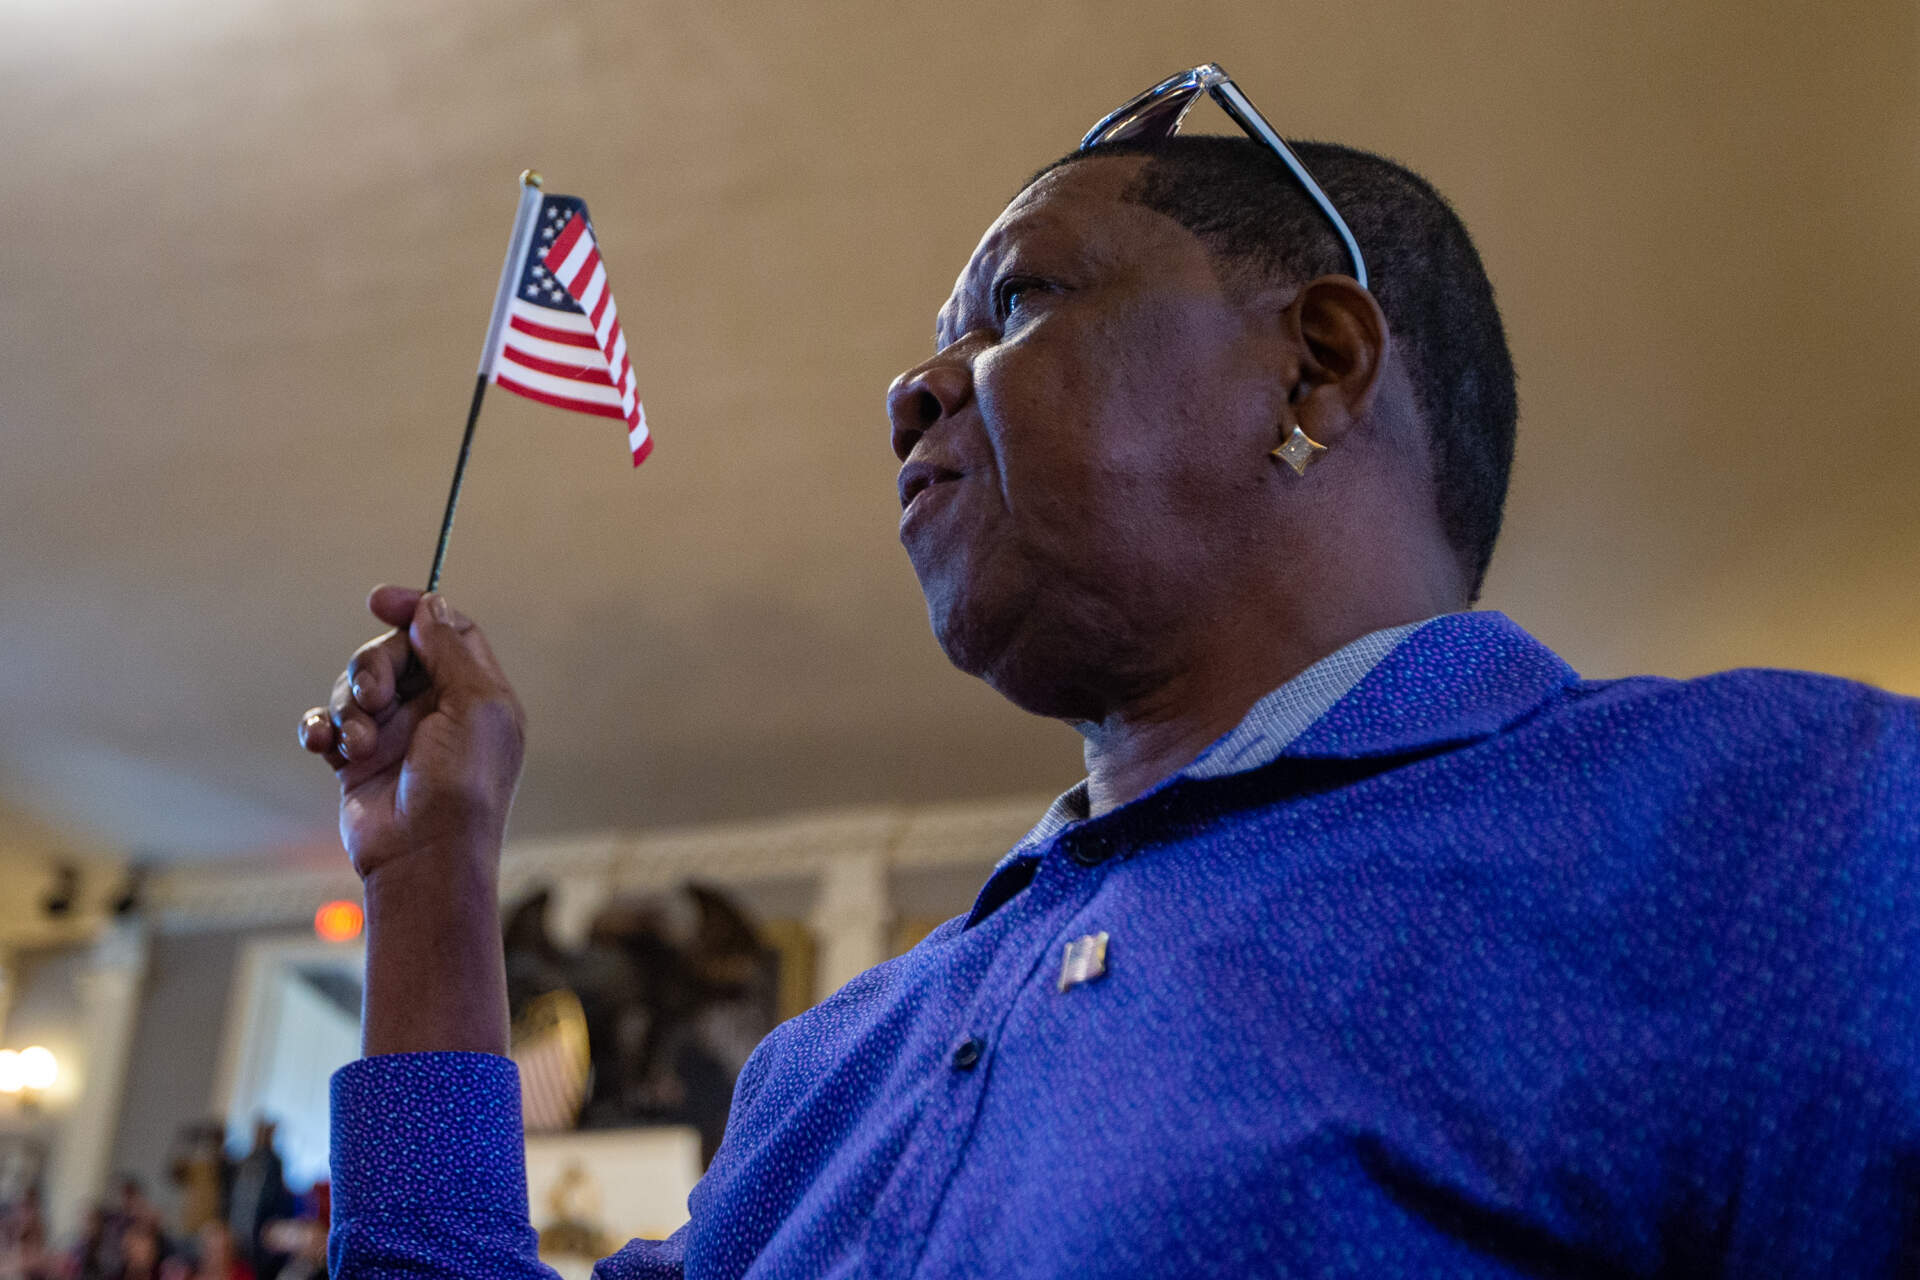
[926,590,1104,724]
[924,586,1006,684]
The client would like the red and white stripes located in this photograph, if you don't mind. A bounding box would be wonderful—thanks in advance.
[489,211,652,466]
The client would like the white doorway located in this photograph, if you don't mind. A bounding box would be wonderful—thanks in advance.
[210,935,363,1189]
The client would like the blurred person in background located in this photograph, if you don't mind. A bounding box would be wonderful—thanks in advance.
[0,1183,50,1279]
[251,1182,327,1280]
[87,1180,162,1280]
[63,1204,111,1280]
[105,1220,169,1280]
[223,1123,289,1280]
[257,1220,323,1280]
[180,1225,250,1280]
[302,72,1920,1277]
[165,1123,230,1239]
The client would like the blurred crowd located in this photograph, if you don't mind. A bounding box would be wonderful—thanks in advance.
[0,1119,328,1280]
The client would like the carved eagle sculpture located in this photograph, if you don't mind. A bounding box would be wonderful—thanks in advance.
[503,882,780,1166]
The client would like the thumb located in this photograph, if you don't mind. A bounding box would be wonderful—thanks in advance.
[367,583,423,629]
[407,593,506,706]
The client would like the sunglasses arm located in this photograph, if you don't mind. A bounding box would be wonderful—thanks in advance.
[1210,81,1370,291]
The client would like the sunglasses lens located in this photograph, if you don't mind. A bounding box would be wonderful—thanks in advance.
[1082,86,1204,149]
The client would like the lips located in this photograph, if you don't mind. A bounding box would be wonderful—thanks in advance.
[898,459,962,512]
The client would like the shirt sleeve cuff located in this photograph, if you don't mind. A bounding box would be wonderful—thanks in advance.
[330,1051,529,1224]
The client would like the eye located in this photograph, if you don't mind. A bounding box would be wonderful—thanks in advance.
[992,275,1050,325]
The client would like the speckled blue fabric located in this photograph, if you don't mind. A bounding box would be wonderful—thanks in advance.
[331,611,1920,1277]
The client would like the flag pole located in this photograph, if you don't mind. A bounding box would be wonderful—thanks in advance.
[426,169,548,593]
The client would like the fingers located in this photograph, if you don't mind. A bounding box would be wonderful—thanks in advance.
[298,586,424,769]
[336,694,428,789]
[344,629,413,719]
[329,668,373,763]
[330,641,401,763]
[299,696,395,774]
[298,707,337,758]
[343,584,427,724]
[299,589,521,787]
[297,676,426,777]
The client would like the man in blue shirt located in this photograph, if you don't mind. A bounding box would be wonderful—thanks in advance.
[301,88,1920,1276]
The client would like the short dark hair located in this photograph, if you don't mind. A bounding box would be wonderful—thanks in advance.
[1027,136,1517,600]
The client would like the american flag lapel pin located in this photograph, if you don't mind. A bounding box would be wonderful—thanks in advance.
[1058,931,1110,993]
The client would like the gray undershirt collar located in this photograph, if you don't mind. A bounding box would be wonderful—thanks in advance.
[1006,618,1436,860]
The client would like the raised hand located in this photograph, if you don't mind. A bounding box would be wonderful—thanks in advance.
[298,586,526,879]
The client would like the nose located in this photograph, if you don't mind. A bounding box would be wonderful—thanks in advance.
[887,355,972,463]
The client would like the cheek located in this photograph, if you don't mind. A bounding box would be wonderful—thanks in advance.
[967,292,1264,567]
[972,337,1115,513]
[977,344,1204,549]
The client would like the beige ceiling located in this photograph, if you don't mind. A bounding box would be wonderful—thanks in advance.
[1,0,1915,868]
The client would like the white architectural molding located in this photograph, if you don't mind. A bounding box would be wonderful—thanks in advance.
[147,797,1051,936]
[890,796,1053,869]
[148,865,362,935]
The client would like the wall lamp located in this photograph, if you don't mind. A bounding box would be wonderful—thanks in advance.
[0,1046,59,1102]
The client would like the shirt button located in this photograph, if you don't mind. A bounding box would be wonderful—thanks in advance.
[950,1037,984,1071]
[1067,832,1114,866]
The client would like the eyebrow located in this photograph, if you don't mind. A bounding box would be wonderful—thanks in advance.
[932,284,972,352]
[927,210,1082,353]
[933,290,971,353]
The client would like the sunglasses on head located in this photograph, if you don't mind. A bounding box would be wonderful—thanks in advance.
[1081,64,1369,291]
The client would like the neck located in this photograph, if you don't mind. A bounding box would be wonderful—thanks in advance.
[1077,589,1455,818]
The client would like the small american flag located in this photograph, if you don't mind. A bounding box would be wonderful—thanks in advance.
[511,988,593,1132]
[1057,931,1110,992]
[485,192,651,466]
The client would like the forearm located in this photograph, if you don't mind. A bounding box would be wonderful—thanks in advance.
[361,845,509,1057]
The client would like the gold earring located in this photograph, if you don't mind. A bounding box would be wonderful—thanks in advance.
[1271,424,1327,476]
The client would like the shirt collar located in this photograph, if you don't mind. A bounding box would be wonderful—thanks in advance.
[1276,610,1578,760]
[1005,616,1438,860]
[966,612,1579,929]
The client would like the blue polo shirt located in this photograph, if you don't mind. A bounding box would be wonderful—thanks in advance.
[330,611,1920,1277]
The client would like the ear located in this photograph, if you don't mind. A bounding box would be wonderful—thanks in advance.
[1283,275,1390,448]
